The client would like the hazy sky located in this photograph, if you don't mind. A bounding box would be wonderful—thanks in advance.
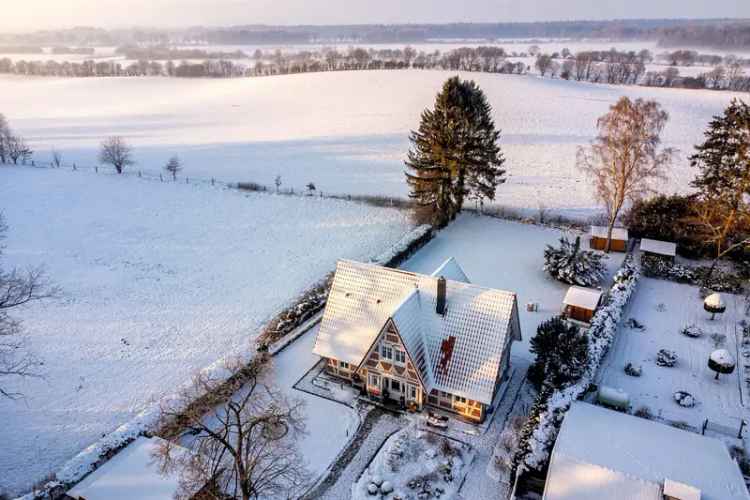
[2,0,748,31]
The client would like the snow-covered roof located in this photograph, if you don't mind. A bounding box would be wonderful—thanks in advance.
[590,226,628,241]
[640,238,677,257]
[67,437,191,500]
[544,402,750,500]
[562,285,602,311]
[430,256,470,283]
[313,259,521,404]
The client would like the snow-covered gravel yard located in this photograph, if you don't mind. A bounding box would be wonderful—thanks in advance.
[0,165,413,496]
[402,213,623,360]
[599,277,747,430]
[0,71,743,219]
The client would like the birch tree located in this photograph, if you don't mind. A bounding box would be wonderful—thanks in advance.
[577,97,673,252]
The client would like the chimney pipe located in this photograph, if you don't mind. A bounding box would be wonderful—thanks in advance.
[436,276,447,315]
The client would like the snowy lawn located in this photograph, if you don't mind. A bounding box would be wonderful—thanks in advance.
[402,213,624,360]
[0,166,411,496]
[0,71,743,219]
[263,324,359,480]
[353,423,473,500]
[599,277,747,429]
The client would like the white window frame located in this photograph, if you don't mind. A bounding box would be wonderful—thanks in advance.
[394,349,406,364]
[339,361,350,369]
[389,379,402,393]
[454,395,467,404]
[381,344,393,360]
[408,384,418,400]
[369,373,380,387]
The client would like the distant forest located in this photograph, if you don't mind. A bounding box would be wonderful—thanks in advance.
[0,19,748,50]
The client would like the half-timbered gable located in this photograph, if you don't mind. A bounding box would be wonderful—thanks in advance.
[313,258,521,423]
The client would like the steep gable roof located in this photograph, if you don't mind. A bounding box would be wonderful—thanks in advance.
[430,257,470,283]
[313,259,520,404]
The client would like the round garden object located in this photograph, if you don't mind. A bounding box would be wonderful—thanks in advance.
[704,293,726,320]
[708,348,736,380]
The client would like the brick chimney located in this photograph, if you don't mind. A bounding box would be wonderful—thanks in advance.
[436,276,447,315]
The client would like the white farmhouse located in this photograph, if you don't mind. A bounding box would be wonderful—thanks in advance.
[312,258,521,422]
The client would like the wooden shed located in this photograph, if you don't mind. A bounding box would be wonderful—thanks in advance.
[640,238,677,262]
[589,226,628,252]
[562,286,603,324]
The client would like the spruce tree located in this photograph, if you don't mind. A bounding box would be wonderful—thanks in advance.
[405,77,505,227]
[528,316,588,391]
[691,99,750,211]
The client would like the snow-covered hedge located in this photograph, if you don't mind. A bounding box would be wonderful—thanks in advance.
[15,352,255,500]
[641,254,744,294]
[516,255,640,473]
[259,224,432,348]
[372,224,432,267]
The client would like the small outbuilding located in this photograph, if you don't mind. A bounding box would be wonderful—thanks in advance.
[543,402,750,500]
[640,238,677,261]
[562,286,602,324]
[589,226,628,252]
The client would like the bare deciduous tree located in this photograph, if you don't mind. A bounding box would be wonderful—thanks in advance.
[51,148,62,168]
[577,97,673,252]
[6,135,32,165]
[165,155,183,181]
[155,360,309,500]
[0,113,10,164]
[99,136,134,174]
[0,213,55,398]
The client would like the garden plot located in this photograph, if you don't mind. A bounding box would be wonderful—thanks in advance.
[0,166,411,496]
[599,277,746,429]
[353,424,473,500]
[402,214,624,360]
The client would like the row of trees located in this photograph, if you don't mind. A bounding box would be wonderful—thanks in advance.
[534,49,750,91]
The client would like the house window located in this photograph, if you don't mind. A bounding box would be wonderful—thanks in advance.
[381,344,393,360]
[454,396,466,404]
[394,349,406,364]
[390,379,402,393]
[440,390,451,398]
[408,384,418,400]
[339,361,350,369]
[369,374,380,387]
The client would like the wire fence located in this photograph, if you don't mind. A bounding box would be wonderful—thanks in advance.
[3,157,416,211]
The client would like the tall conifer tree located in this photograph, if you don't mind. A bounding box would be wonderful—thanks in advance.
[405,77,505,227]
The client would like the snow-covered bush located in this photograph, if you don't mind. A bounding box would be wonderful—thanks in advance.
[656,349,678,367]
[543,236,606,286]
[674,391,697,408]
[641,254,744,294]
[680,324,703,338]
[624,362,642,377]
[710,332,727,348]
[633,406,653,419]
[514,255,640,475]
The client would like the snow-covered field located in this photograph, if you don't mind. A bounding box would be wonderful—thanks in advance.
[402,214,623,359]
[1,70,742,219]
[0,166,412,496]
[599,277,746,429]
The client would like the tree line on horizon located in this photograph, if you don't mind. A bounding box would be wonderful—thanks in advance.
[3,43,749,91]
